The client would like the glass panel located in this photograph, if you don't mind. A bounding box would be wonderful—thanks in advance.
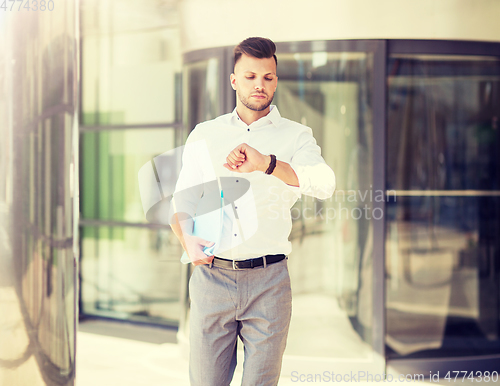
[386,55,500,358]
[274,52,375,362]
[80,226,183,323]
[80,128,175,223]
[82,28,181,125]
[183,58,220,134]
[79,0,184,326]
[0,2,78,383]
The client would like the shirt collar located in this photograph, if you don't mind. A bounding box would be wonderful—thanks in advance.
[230,105,281,128]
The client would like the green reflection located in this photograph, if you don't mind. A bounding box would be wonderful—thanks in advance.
[81,129,175,225]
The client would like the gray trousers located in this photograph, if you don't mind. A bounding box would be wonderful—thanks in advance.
[188,258,292,386]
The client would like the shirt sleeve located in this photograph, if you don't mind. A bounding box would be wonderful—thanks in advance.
[287,126,336,200]
[168,129,205,224]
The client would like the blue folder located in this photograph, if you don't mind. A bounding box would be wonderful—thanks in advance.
[180,189,224,264]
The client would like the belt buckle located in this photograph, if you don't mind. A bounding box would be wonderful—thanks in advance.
[232,260,238,270]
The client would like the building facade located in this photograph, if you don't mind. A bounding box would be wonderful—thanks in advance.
[1,0,499,384]
[79,0,500,377]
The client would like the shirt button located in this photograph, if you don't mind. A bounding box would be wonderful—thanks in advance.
[247,128,250,131]
[234,234,237,237]
[236,180,238,182]
[235,206,237,209]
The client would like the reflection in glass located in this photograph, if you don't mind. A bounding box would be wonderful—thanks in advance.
[79,0,184,326]
[82,20,181,125]
[274,52,375,361]
[386,55,500,358]
[81,226,183,323]
[183,59,220,134]
[79,128,180,323]
[0,2,78,383]
[80,129,175,223]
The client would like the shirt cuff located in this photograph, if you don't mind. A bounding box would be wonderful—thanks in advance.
[289,162,336,200]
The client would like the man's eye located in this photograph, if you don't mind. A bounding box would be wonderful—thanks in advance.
[246,76,254,79]
[265,78,273,81]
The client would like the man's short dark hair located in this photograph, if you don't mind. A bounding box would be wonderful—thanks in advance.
[233,37,277,68]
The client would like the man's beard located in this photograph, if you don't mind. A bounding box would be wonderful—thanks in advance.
[237,91,274,112]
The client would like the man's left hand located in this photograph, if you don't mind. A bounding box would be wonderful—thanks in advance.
[223,143,270,173]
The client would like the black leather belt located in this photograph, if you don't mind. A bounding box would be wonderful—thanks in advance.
[212,254,286,270]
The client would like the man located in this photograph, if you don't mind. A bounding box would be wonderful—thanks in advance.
[170,37,335,386]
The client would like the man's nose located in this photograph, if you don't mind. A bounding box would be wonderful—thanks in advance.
[254,79,265,91]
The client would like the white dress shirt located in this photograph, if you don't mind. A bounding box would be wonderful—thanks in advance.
[172,105,335,262]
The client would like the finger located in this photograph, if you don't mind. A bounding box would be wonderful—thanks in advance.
[192,254,210,266]
[199,256,210,264]
[200,254,214,264]
[227,154,244,166]
[193,236,214,246]
[224,161,237,170]
[226,155,237,166]
[236,143,247,153]
[189,253,203,266]
[230,158,244,166]
[223,163,242,172]
[228,149,245,161]
[226,158,239,169]
[232,149,245,161]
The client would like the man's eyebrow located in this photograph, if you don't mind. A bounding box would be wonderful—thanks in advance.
[243,70,276,76]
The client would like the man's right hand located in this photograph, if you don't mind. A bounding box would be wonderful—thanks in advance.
[184,234,215,266]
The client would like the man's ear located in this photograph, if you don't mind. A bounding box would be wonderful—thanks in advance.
[230,73,236,90]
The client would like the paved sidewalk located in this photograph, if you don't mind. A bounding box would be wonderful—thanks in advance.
[76,331,189,386]
[76,320,441,386]
[76,329,278,386]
